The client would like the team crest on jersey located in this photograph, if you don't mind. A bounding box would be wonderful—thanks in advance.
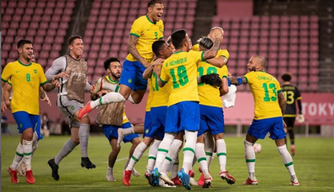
[34,69,37,74]
[71,106,75,110]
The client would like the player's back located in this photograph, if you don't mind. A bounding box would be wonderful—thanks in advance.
[244,71,283,120]
[161,50,203,106]
[197,49,229,107]
[281,84,301,116]
[151,71,171,108]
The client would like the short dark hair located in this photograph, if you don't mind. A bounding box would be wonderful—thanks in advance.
[171,29,187,49]
[17,39,32,49]
[68,35,82,45]
[281,72,292,82]
[198,37,213,50]
[104,57,120,71]
[147,0,163,8]
[152,40,165,56]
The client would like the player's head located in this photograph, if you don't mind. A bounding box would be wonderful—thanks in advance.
[152,40,173,59]
[104,57,122,79]
[208,27,224,43]
[247,55,266,72]
[17,39,33,61]
[281,72,292,82]
[171,29,192,51]
[68,35,84,58]
[198,37,213,51]
[147,0,164,23]
[166,36,175,52]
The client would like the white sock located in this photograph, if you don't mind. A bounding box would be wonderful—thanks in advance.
[182,131,197,173]
[146,140,160,173]
[128,95,136,104]
[244,140,256,179]
[196,143,210,178]
[277,145,296,177]
[32,131,39,153]
[10,143,24,170]
[170,152,180,178]
[161,139,182,173]
[126,142,148,171]
[91,92,125,108]
[216,139,227,172]
[204,133,214,168]
[120,127,134,136]
[22,140,33,170]
[79,123,90,157]
[154,133,175,170]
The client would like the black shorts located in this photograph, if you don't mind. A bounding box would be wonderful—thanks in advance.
[283,117,296,128]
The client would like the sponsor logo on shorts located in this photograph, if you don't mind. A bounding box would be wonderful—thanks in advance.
[71,106,75,110]
[128,78,132,83]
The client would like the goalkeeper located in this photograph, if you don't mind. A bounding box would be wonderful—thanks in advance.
[281,73,304,156]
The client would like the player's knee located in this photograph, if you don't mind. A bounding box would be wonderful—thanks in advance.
[80,116,90,124]
[244,139,254,147]
[132,138,141,146]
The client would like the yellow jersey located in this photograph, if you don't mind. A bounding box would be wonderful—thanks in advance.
[244,71,283,120]
[198,49,229,107]
[160,50,203,106]
[146,79,154,111]
[151,70,171,107]
[1,60,48,115]
[191,44,200,51]
[126,15,164,63]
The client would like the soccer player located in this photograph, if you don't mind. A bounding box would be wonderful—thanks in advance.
[90,57,141,182]
[195,37,236,187]
[281,72,304,156]
[121,40,173,186]
[78,0,165,118]
[45,35,95,181]
[1,39,57,184]
[152,29,221,190]
[3,81,50,177]
[230,55,300,186]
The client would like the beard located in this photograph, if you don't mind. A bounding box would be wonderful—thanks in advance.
[249,66,256,72]
[111,72,120,79]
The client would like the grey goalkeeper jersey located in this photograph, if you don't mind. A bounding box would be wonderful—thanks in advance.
[45,56,91,96]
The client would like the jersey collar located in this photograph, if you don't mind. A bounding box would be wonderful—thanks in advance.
[18,60,32,66]
[106,75,119,84]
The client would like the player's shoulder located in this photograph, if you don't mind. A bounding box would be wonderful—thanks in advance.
[191,44,200,51]
[7,60,19,66]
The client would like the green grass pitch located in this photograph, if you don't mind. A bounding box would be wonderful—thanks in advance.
[1,135,334,192]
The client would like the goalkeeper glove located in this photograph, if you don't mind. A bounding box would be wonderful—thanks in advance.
[200,74,222,87]
[296,114,305,123]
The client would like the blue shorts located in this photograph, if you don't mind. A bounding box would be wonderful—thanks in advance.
[165,101,200,133]
[13,111,42,139]
[198,105,224,136]
[145,106,167,140]
[143,111,153,138]
[248,117,286,140]
[119,60,147,91]
[103,122,139,143]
